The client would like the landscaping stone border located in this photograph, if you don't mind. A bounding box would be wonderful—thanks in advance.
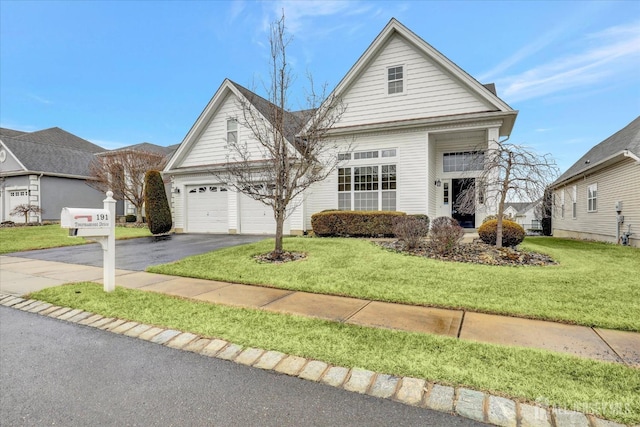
[1,293,633,427]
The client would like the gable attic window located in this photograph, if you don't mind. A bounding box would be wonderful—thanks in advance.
[227,119,238,144]
[387,66,404,94]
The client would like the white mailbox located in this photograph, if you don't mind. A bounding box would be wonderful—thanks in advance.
[61,208,111,237]
[60,191,117,292]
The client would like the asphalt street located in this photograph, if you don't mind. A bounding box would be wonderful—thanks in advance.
[7,234,267,271]
[0,306,484,426]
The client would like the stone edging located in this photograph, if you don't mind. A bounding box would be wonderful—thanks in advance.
[0,294,632,427]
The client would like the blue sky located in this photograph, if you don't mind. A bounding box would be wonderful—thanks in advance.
[1,0,638,172]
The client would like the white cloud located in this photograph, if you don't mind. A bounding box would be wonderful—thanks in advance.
[496,21,640,104]
[27,94,52,105]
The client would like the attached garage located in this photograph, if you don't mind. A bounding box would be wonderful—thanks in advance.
[186,185,228,233]
[239,194,288,235]
[4,188,29,222]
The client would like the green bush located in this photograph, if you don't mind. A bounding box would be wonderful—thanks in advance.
[144,170,172,235]
[311,211,405,237]
[393,215,429,249]
[478,219,525,247]
[429,216,464,254]
[125,214,137,223]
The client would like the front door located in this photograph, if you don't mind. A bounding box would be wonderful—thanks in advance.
[452,178,475,228]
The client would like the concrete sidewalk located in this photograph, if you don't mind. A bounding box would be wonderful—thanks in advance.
[2,255,639,367]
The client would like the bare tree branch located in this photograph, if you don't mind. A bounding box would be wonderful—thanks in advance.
[87,149,167,222]
[211,12,349,259]
[456,140,560,247]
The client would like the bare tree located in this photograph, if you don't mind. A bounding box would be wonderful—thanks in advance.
[456,140,559,248]
[88,149,167,222]
[10,204,43,224]
[219,13,347,259]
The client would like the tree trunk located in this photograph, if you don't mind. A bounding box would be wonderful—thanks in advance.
[136,209,143,223]
[273,210,284,259]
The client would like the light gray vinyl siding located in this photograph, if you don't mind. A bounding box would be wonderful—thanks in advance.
[336,34,493,128]
[553,158,640,246]
[0,146,24,172]
[40,176,105,221]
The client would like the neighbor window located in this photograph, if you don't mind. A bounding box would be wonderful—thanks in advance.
[226,119,238,144]
[387,66,404,94]
[560,189,565,219]
[572,185,577,218]
[587,183,597,212]
[443,152,484,172]
[338,165,396,211]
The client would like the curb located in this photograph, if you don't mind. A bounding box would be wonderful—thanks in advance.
[1,293,634,427]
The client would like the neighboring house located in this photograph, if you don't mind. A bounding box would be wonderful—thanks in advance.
[551,116,640,247]
[95,142,178,218]
[503,201,541,233]
[164,18,518,234]
[0,127,106,222]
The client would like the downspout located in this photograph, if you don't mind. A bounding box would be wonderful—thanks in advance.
[38,172,43,223]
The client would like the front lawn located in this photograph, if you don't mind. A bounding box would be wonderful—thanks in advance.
[0,224,152,254]
[29,283,640,425]
[148,237,640,331]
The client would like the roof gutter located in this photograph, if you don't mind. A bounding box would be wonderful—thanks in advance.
[623,149,640,163]
[552,150,635,188]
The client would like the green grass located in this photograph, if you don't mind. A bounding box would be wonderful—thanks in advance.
[0,224,152,254]
[29,282,640,424]
[148,237,640,331]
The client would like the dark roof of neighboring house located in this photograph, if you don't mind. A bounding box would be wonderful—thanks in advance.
[9,127,105,153]
[554,115,640,185]
[504,202,531,213]
[108,142,177,156]
[1,135,97,176]
[0,128,27,138]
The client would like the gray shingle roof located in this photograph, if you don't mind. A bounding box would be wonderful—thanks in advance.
[109,142,176,156]
[14,127,104,153]
[229,80,307,145]
[2,136,97,176]
[554,116,640,185]
[0,128,27,138]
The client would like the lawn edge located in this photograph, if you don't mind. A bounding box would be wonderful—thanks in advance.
[1,292,634,427]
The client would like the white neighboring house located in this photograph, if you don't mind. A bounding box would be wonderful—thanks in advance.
[551,116,640,247]
[164,18,518,235]
[503,202,541,233]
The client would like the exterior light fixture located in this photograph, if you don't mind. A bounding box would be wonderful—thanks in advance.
[435,179,441,187]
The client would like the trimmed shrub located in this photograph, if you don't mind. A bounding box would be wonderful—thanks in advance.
[144,170,172,235]
[478,219,525,247]
[541,217,552,236]
[393,215,430,249]
[125,214,137,223]
[311,211,405,237]
[482,214,499,224]
[429,216,464,254]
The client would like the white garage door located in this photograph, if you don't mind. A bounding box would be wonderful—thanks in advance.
[5,188,29,222]
[186,185,228,233]
[239,194,289,235]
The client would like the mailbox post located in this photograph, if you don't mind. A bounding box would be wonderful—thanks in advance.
[61,191,116,292]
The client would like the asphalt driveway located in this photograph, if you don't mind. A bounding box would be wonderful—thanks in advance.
[6,234,267,271]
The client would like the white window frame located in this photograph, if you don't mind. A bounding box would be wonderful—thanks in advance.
[226,118,238,145]
[338,164,397,211]
[387,65,405,95]
[572,185,577,219]
[587,183,597,212]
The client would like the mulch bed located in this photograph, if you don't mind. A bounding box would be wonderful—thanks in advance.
[254,251,307,264]
[378,240,556,266]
